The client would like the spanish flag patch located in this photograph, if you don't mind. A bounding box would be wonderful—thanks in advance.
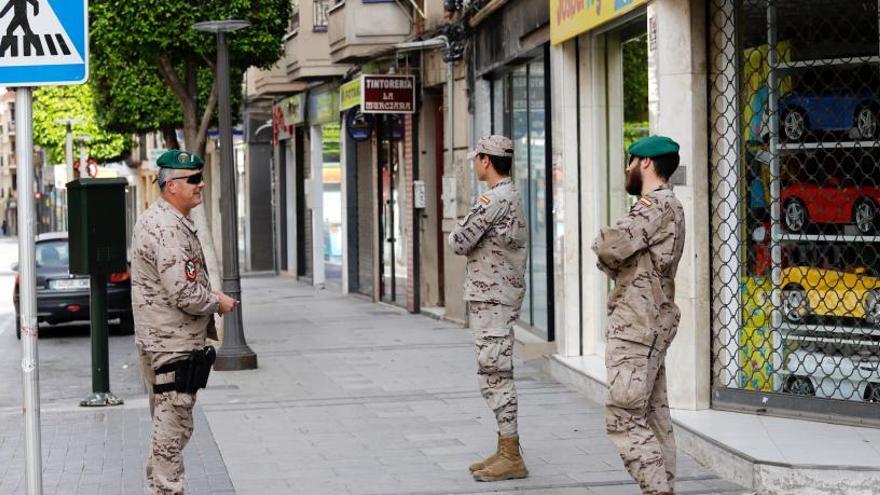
[639,197,653,207]
[479,194,491,205]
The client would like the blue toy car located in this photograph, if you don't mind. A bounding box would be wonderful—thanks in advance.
[780,93,880,141]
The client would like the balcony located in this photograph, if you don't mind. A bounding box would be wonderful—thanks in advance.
[327,0,413,63]
[247,62,306,101]
[285,0,350,80]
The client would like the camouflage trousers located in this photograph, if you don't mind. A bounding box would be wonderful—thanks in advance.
[138,345,196,495]
[469,302,518,437]
[605,338,676,495]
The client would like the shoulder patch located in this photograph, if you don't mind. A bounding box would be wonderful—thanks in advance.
[639,197,653,207]
[184,259,198,282]
[479,194,491,205]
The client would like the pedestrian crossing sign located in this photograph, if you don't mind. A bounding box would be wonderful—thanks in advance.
[0,0,87,86]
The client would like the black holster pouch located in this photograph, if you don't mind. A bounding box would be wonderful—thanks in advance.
[153,346,216,394]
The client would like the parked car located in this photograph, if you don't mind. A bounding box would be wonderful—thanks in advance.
[780,92,880,141]
[12,232,133,339]
[783,347,880,402]
[781,179,880,234]
[781,264,880,325]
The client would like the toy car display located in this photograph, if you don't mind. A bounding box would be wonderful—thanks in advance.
[782,179,879,235]
[783,347,880,402]
[781,265,880,325]
[780,92,880,141]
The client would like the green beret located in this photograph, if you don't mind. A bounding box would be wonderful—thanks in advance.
[156,149,204,170]
[627,135,680,158]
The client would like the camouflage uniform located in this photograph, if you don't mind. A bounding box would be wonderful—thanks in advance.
[449,175,528,437]
[592,184,685,495]
[132,197,219,495]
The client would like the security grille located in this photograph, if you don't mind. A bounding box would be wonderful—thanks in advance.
[709,0,880,424]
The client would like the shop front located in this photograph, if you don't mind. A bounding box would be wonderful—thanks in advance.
[548,0,711,411]
[273,93,310,280]
[709,0,880,424]
[340,74,419,309]
[472,0,556,340]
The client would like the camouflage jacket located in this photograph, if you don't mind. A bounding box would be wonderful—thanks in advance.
[592,184,685,349]
[448,177,528,306]
[131,198,219,353]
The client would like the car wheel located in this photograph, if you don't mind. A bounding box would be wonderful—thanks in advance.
[865,291,880,326]
[116,313,135,336]
[865,383,880,402]
[783,199,808,233]
[855,106,879,139]
[784,375,815,396]
[782,108,807,141]
[783,286,811,322]
[853,199,878,235]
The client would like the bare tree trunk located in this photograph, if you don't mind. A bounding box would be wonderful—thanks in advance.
[160,126,179,150]
[156,55,224,341]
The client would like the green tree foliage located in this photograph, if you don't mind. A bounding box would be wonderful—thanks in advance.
[90,0,290,155]
[32,85,130,164]
[623,33,649,123]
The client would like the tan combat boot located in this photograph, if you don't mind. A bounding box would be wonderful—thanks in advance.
[468,433,501,473]
[472,435,528,482]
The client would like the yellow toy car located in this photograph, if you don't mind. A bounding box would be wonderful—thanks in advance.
[782,265,880,324]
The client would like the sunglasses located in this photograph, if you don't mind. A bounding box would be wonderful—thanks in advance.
[166,172,204,185]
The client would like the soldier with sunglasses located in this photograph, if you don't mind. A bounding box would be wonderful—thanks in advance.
[131,150,239,494]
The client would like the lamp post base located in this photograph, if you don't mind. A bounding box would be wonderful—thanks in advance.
[80,392,124,407]
[214,344,258,371]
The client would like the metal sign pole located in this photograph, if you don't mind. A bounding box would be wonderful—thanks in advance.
[16,87,43,495]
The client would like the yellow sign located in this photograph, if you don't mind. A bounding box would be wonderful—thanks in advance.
[551,0,648,45]
[340,77,362,112]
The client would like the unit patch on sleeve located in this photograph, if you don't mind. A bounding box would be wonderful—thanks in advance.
[184,259,198,282]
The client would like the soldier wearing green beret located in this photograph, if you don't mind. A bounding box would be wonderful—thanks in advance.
[591,136,686,495]
[131,149,239,494]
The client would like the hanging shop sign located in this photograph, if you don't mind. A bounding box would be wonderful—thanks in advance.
[308,85,340,125]
[283,94,306,126]
[363,75,415,114]
[339,75,416,114]
[346,106,375,142]
[340,78,362,112]
[551,0,648,45]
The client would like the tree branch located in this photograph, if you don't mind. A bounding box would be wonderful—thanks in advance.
[156,56,189,106]
[196,78,218,154]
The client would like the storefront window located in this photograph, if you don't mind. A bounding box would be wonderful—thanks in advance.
[710,0,880,422]
[322,122,343,286]
[492,54,553,339]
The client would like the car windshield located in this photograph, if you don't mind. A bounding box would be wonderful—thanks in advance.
[36,241,69,268]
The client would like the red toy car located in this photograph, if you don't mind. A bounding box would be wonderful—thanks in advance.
[782,178,880,234]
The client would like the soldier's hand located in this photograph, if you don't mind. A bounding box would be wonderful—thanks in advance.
[216,292,239,315]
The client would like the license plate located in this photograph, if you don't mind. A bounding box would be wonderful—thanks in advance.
[49,278,90,290]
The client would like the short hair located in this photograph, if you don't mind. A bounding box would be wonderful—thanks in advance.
[481,153,513,176]
[650,152,680,180]
[158,167,180,191]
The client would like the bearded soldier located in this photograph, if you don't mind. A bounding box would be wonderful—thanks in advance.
[131,150,238,494]
[449,135,529,482]
[592,135,686,495]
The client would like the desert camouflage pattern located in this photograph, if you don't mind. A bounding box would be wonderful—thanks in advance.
[138,346,195,495]
[467,135,514,159]
[448,177,528,306]
[470,301,518,437]
[604,339,676,494]
[131,197,219,352]
[592,184,685,495]
[592,184,685,347]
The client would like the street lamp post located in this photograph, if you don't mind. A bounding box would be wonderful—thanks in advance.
[193,19,257,371]
[55,118,80,184]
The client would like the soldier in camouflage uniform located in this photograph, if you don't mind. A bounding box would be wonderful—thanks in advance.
[449,135,529,482]
[592,136,686,495]
[132,150,239,495]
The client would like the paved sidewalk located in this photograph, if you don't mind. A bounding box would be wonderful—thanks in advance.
[197,276,746,495]
[0,274,747,494]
